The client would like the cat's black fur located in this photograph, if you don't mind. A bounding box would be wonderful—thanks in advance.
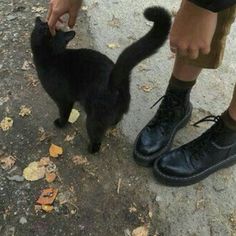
[31,7,171,153]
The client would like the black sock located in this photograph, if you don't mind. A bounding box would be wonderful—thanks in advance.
[221,110,236,132]
[168,75,196,90]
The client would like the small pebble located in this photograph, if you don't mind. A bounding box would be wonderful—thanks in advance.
[19,217,27,224]
[7,15,17,21]
[7,175,24,182]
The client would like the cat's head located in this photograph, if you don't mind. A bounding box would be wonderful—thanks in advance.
[31,17,76,54]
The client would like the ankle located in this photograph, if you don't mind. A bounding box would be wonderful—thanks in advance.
[168,75,196,90]
[228,107,236,121]
[221,110,236,132]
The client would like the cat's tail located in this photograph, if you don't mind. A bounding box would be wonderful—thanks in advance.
[108,6,172,90]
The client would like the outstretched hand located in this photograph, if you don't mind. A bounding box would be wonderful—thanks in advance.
[47,0,83,35]
[170,0,217,59]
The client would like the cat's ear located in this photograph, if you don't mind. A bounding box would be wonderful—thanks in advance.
[64,31,76,43]
[35,17,42,25]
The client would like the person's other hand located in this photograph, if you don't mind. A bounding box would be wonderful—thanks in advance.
[47,0,82,35]
[170,0,217,59]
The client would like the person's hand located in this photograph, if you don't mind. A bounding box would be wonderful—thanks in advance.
[47,0,82,35]
[170,0,217,59]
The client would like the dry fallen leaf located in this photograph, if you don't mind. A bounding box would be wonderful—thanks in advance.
[107,43,120,49]
[38,127,52,142]
[108,15,120,28]
[0,117,13,131]
[21,60,30,71]
[72,155,88,165]
[129,206,137,213]
[81,6,88,11]
[139,84,153,93]
[137,64,150,72]
[0,96,9,106]
[25,74,39,87]
[36,188,58,205]
[0,155,16,170]
[39,157,51,167]
[46,162,57,173]
[19,105,31,117]
[49,144,63,158]
[132,226,148,236]
[42,205,54,212]
[45,172,57,183]
[68,109,80,123]
[106,128,119,138]
[23,161,46,181]
[34,205,42,213]
[64,132,76,142]
[32,6,47,13]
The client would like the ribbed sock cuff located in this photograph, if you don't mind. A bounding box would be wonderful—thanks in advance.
[221,110,236,132]
[169,75,196,90]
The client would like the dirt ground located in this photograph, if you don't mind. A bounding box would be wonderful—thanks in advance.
[0,1,160,235]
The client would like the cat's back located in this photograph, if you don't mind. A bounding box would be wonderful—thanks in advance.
[65,48,114,69]
[63,48,114,85]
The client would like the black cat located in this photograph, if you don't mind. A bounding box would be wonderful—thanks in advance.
[31,7,171,153]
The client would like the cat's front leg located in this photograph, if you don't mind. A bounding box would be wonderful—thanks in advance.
[54,101,74,128]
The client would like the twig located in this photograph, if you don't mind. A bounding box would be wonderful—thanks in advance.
[117,178,122,194]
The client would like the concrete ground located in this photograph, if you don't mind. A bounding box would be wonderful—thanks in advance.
[0,0,236,235]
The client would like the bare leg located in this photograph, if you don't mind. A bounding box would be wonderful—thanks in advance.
[173,57,202,81]
[228,85,236,121]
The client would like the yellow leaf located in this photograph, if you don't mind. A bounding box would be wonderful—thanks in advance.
[23,161,45,181]
[0,117,13,131]
[49,144,63,158]
[132,226,148,236]
[42,205,54,212]
[19,105,31,117]
[68,109,80,123]
[138,84,153,93]
[107,43,120,49]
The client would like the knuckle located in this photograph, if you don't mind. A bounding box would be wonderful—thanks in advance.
[52,8,60,15]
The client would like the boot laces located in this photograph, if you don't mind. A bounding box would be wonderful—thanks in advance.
[188,115,223,160]
[150,91,183,124]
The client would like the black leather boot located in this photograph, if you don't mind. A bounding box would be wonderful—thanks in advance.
[133,86,192,166]
[153,116,236,186]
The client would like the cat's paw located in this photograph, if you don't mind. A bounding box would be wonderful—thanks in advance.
[54,119,67,128]
[88,143,101,154]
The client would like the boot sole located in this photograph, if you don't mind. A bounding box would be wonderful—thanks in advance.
[153,154,236,187]
[133,104,193,167]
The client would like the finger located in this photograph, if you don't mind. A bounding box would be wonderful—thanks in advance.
[188,48,199,59]
[48,12,61,36]
[68,10,78,28]
[47,2,53,21]
[170,41,178,54]
[200,45,211,55]
[178,48,188,57]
